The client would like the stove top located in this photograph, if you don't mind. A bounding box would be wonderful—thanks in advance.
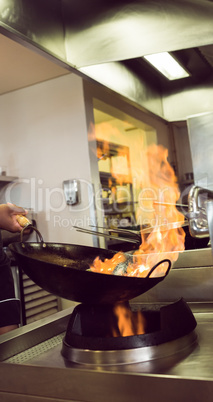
[1,249,213,400]
[0,302,213,401]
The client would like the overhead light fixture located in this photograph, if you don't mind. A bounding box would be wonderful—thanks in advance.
[143,52,190,81]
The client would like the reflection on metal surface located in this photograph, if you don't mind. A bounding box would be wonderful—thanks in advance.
[1,1,213,120]
[163,81,213,121]
[61,331,197,366]
[188,186,212,238]
[187,113,213,250]
[0,0,66,60]
[207,200,213,257]
[62,0,213,67]
[134,249,213,304]
[1,0,213,68]
[173,248,213,268]
[80,62,163,117]
[187,112,213,189]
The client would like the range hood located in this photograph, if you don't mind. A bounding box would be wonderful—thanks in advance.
[1,0,213,121]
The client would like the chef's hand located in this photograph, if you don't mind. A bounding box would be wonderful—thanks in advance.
[0,203,28,232]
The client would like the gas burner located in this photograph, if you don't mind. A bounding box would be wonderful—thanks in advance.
[61,299,197,365]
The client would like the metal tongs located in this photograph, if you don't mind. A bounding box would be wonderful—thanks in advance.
[74,219,189,245]
[74,197,190,245]
[74,226,142,245]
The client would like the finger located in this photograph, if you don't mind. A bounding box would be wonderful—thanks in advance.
[7,202,28,215]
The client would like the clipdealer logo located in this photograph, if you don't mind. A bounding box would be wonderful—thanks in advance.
[4,177,103,223]
[4,175,200,227]
[4,177,92,220]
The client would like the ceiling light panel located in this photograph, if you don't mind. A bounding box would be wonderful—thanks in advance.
[144,52,190,80]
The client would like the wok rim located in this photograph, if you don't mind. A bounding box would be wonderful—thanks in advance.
[9,241,171,281]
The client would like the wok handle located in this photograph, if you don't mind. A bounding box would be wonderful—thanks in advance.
[146,259,171,278]
[20,225,44,243]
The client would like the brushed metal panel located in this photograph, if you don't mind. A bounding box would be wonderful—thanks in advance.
[187,112,213,190]
[80,61,164,117]
[0,0,66,60]
[162,80,213,121]
[62,0,213,67]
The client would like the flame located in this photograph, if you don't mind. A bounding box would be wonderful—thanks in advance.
[90,143,185,278]
[132,144,185,276]
[112,303,147,337]
[91,252,126,275]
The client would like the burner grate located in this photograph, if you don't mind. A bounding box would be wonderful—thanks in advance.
[61,299,197,365]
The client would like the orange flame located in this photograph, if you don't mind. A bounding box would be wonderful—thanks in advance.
[132,144,185,276]
[92,252,126,275]
[90,143,185,278]
[112,303,147,337]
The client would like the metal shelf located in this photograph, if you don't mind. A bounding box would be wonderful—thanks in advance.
[0,176,18,182]
[0,176,18,190]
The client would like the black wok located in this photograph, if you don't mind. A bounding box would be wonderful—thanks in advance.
[9,231,171,304]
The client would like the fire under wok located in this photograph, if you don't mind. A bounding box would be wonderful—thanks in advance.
[9,230,171,305]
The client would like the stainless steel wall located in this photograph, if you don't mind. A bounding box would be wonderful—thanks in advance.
[2,0,213,121]
[132,248,213,304]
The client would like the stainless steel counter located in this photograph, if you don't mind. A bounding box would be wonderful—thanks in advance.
[0,248,213,401]
[0,304,213,402]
